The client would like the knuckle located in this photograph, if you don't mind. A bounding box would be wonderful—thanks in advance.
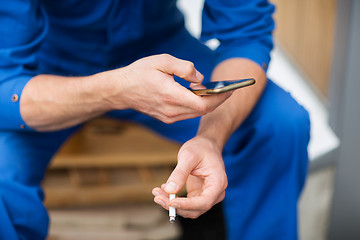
[177,148,195,163]
[224,178,228,189]
[163,110,179,121]
[156,53,170,66]
[162,91,174,103]
[224,173,229,189]
[222,174,228,189]
[195,102,208,115]
[188,212,201,219]
[184,61,195,71]
[166,113,177,119]
[183,62,195,76]
[159,53,171,60]
[203,202,213,211]
[220,193,226,202]
[157,54,173,66]
[162,117,175,124]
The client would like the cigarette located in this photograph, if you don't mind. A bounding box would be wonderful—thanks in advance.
[169,194,176,223]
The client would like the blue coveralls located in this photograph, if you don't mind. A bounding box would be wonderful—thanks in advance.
[0,0,310,239]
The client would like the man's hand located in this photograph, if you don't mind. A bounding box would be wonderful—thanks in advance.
[104,54,232,124]
[152,136,227,218]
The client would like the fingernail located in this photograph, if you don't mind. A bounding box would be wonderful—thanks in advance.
[153,190,160,197]
[165,181,177,193]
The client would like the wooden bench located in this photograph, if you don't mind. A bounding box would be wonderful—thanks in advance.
[42,117,181,208]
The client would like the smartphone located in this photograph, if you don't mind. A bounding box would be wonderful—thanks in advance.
[190,78,256,96]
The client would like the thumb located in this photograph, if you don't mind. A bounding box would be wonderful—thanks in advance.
[155,54,204,84]
[164,150,196,194]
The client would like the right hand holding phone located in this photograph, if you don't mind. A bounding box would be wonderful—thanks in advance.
[105,54,232,123]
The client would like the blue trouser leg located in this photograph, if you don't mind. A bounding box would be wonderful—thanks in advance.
[0,127,78,239]
[222,80,310,240]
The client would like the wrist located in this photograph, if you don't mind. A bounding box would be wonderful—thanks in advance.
[190,135,223,157]
[91,67,129,111]
[197,106,235,150]
[196,128,227,151]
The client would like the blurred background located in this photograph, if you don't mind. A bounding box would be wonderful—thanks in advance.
[45,0,360,239]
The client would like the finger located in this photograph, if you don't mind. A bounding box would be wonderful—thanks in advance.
[169,195,213,212]
[153,80,207,113]
[152,187,163,197]
[154,104,203,123]
[158,80,232,117]
[215,191,226,205]
[169,178,225,211]
[163,149,198,194]
[152,187,170,210]
[153,186,168,198]
[153,188,207,219]
[175,209,206,219]
[189,82,206,90]
[192,91,233,113]
[174,192,225,219]
[202,91,233,105]
[154,196,169,210]
[185,90,233,115]
[154,54,204,83]
[159,112,203,124]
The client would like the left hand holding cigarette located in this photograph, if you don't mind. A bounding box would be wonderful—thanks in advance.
[152,136,228,219]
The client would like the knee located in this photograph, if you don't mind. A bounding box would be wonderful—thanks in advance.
[272,98,310,142]
[254,81,310,146]
[275,98,310,146]
[225,86,311,159]
[248,84,311,172]
[260,91,311,184]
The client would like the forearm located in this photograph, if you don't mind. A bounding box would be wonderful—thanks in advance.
[20,72,119,132]
[197,58,267,149]
[19,54,226,132]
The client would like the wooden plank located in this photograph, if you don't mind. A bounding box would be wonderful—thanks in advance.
[44,118,181,208]
[48,204,180,240]
[44,181,165,208]
[51,154,178,168]
[50,118,180,169]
